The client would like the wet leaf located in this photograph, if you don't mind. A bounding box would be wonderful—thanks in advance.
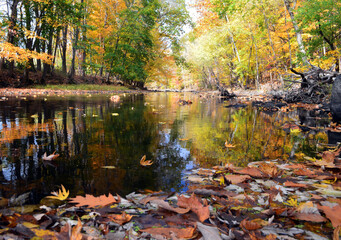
[42,151,59,161]
[140,155,153,166]
[107,212,132,225]
[69,193,118,208]
[47,185,69,201]
[177,193,210,222]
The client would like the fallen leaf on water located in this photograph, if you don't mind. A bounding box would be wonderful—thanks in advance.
[70,193,118,208]
[140,155,153,166]
[177,193,210,222]
[107,212,132,225]
[47,184,69,201]
[101,166,116,169]
[42,152,59,161]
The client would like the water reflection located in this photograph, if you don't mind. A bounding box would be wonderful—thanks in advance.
[0,93,331,203]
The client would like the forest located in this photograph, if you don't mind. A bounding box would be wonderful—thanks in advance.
[0,0,340,90]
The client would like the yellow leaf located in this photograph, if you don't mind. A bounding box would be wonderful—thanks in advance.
[22,221,39,229]
[47,185,69,201]
[284,198,298,207]
[140,155,153,166]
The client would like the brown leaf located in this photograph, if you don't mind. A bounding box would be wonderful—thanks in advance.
[258,163,282,178]
[140,155,153,166]
[293,168,315,177]
[42,152,59,161]
[283,181,307,188]
[294,213,327,223]
[140,227,196,239]
[322,151,336,163]
[107,212,132,225]
[139,196,165,205]
[196,222,222,240]
[71,218,82,240]
[69,193,118,208]
[225,174,251,184]
[177,193,210,222]
[236,167,264,178]
[318,205,341,227]
[333,225,341,240]
[240,219,262,231]
[150,199,190,214]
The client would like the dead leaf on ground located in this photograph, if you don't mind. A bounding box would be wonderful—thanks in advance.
[235,167,264,178]
[196,222,222,240]
[240,218,262,231]
[318,205,341,228]
[69,193,118,208]
[140,155,153,166]
[283,181,307,188]
[333,225,341,240]
[258,163,282,178]
[225,174,251,184]
[42,152,59,161]
[150,199,190,214]
[107,212,132,225]
[71,218,82,240]
[177,193,210,222]
[140,226,196,239]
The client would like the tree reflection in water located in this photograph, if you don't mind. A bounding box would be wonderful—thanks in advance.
[0,93,330,204]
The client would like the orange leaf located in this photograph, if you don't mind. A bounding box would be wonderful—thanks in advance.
[150,199,190,214]
[225,174,251,184]
[140,155,153,166]
[71,218,82,240]
[240,218,262,231]
[177,193,210,222]
[107,212,132,225]
[283,181,307,188]
[140,227,195,239]
[69,193,118,208]
[318,205,341,228]
[236,167,264,178]
[42,151,59,161]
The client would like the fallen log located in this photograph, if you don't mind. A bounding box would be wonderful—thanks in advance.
[284,65,340,103]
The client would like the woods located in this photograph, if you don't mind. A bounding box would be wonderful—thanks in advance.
[0,0,189,88]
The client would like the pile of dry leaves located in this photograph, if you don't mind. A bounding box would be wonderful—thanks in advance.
[0,147,341,239]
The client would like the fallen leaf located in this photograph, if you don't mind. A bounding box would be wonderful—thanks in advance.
[107,212,132,225]
[236,167,264,178]
[258,163,282,178]
[42,152,59,161]
[101,166,116,169]
[196,222,222,240]
[177,193,210,222]
[47,185,69,201]
[140,226,196,239]
[333,225,341,240]
[69,193,118,208]
[225,174,251,184]
[151,199,190,214]
[318,205,341,227]
[225,140,235,148]
[140,155,153,166]
[240,218,262,231]
[294,213,327,223]
[283,181,307,188]
[71,218,82,240]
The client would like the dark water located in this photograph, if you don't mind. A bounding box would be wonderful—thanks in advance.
[0,93,333,204]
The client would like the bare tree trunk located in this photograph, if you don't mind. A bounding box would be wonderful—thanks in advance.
[8,0,20,76]
[284,0,309,66]
[68,26,79,83]
[61,26,68,74]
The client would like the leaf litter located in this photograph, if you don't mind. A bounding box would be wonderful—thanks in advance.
[0,148,341,239]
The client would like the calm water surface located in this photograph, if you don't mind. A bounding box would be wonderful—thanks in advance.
[0,93,333,204]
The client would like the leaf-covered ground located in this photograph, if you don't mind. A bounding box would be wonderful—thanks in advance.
[1,145,341,239]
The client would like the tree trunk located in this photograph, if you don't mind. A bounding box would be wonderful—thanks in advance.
[8,0,20,76]
[61,26,68,74]
[69,26,79,83]
[284,0,309,66]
